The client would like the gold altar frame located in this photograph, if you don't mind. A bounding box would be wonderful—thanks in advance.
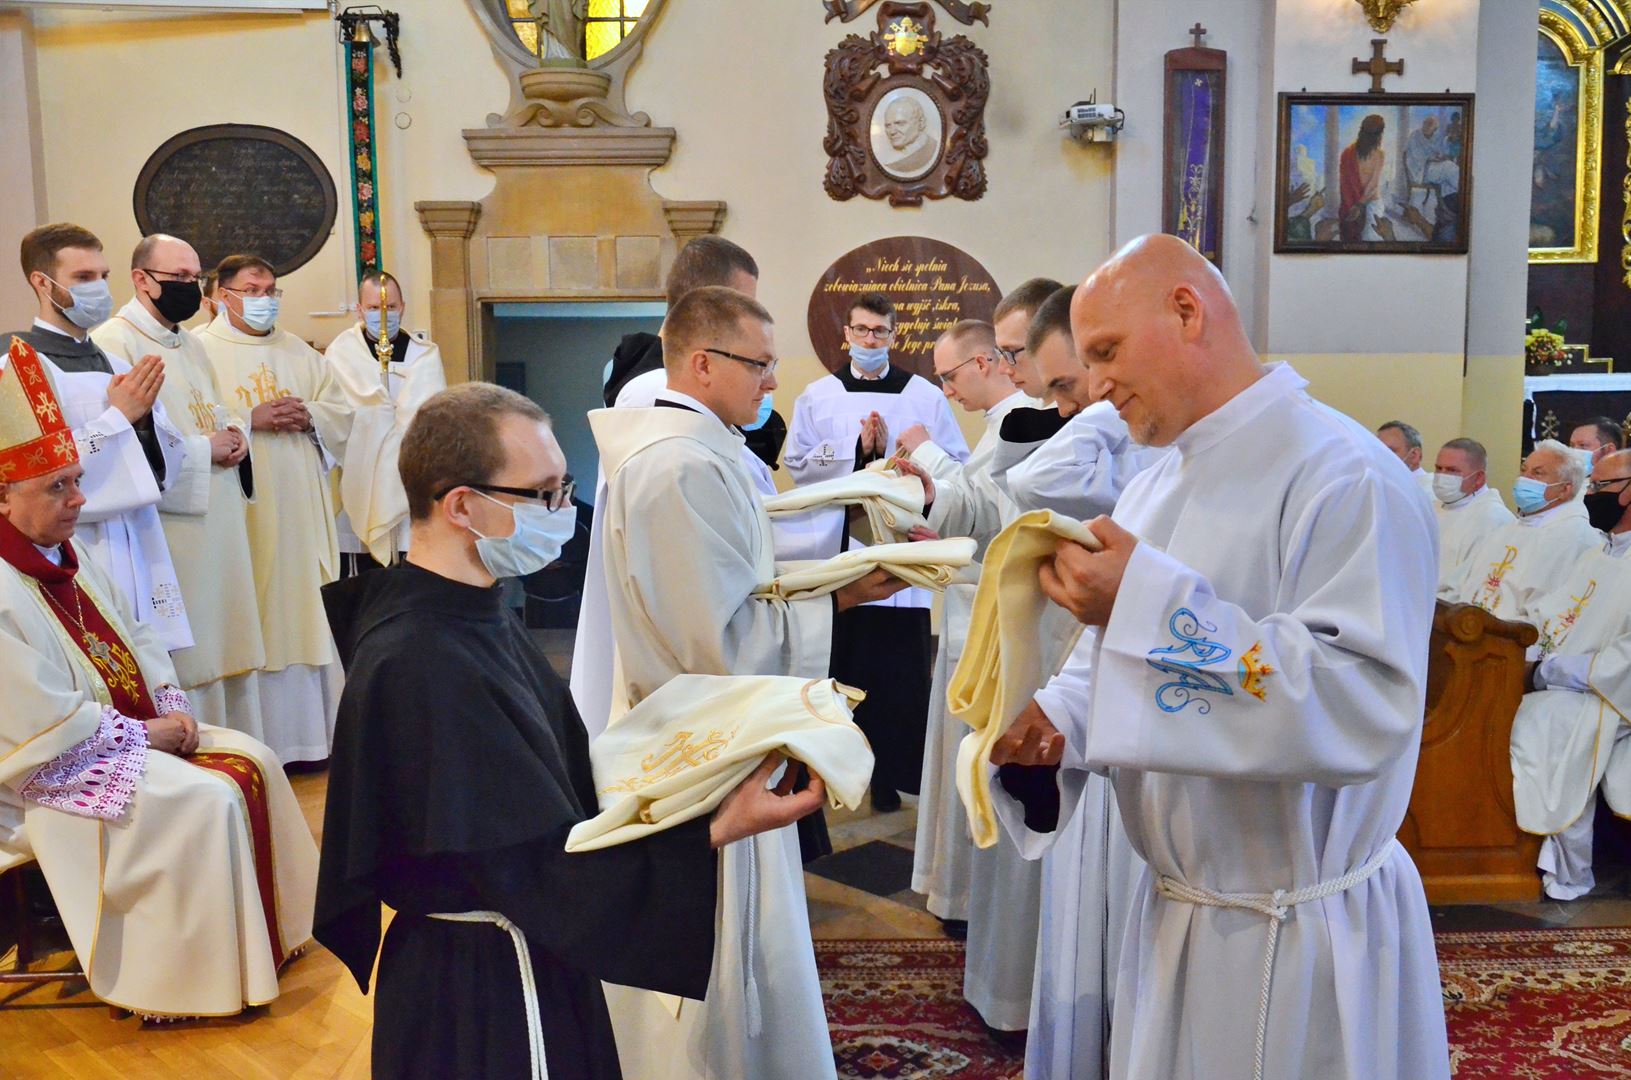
[1530,13,1604,264]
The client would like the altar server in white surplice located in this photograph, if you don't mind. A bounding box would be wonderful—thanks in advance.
[1510,450,1631,900]
[986,285,1157,1079]
[993,235,1449,1080]
[592,286,906,1080]
[0,339,315,1019]
[201,254,350,763]
[323,270,446,570]
[1430,436,1514,585]
[1441,440,1599,621]
[895,319,1039,1029]
[786,291,968,809]
[9,223,192,652]
[1377,419,1436,501]
[92,235,269,737]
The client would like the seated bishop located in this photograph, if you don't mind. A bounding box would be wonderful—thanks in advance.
[0,336,317,1018]
[1441,440,1600,621]
[322,270,446,570]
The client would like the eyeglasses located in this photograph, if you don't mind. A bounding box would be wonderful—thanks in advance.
[1588,476,1631,495]
[436,477,576,513]
[704,347,779,379]
[846,324,894,341]
[937,354,988,382]
[138,267,204,285]
[221,285,284,299]
[995,345,1025,366]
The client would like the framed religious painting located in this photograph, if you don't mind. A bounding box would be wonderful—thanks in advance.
[1163,39,1227,267]
[1529,21,1603,263]
[823,2,990,206]
[1272,92,1474,255]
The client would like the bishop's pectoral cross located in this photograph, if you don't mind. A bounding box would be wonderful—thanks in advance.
[1353,39,1403,94]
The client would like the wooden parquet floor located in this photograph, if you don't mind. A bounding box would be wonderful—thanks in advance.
[0,773,373,1080]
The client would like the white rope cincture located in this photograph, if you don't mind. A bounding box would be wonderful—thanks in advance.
[429,911,549,1080]
[1153,839,1399,1080]
[742,836,764,1038]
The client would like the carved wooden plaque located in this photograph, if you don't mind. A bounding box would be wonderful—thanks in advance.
[133,124,338,275]
[823,2,989,206]
[807,235,1000,379]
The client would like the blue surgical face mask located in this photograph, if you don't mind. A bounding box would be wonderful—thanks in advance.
[47,276,113,331]
[743,393,774,432]
[850,344,890,373]
[364,309,402,341]
[238,294,280,332]
[1512,476,1556,516]
[469,491,577,578]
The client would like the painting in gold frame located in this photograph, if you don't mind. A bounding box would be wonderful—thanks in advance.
[1529,18,1603,264]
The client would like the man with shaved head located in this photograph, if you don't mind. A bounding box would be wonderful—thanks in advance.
[95,235,264,737]
[1442,439,1599,621]
[1509,449,1631,900]
[993,235,1450,1079]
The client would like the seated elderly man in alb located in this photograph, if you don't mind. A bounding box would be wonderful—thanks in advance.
[0,337,317,1018]
[1430,437,1514,586]
[1442,439,1600,621]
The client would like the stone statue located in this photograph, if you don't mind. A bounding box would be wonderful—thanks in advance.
[529,0,586,63]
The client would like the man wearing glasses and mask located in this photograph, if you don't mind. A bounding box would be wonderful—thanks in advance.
[8,222,193,654]
[94,235,266,739]
[201,253,354,764]
[784,291,968,811]
[1509,450,1631,901]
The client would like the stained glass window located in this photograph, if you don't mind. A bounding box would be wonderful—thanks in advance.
[505,0,647,62]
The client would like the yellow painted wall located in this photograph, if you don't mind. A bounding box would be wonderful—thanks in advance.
[1462,354,1528,497]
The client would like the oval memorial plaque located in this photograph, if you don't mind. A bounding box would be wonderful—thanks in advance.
[134,124,338,276]
[807,236,1001,380]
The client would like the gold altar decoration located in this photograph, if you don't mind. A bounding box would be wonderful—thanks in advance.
[1353,0,1417,34]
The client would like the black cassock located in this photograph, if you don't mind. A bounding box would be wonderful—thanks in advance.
[317,563,718,1080]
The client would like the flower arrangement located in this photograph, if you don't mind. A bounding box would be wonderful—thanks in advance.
[1525,328,1569,369]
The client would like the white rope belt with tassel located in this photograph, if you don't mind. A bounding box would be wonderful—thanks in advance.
[428,911,549,1080]
[1153,838,1400,1080]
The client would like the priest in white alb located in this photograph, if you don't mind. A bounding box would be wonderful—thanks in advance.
[1441,439,1598,621]
[92,235,269,738]
[8,223,192,653]
[896,319,1041,1031]
[993,235,1449,1080]
[323,269,446,571]
[592,286,906,1080]
[0,336,316,1018]
[201,254,351,763]
[1430,436,1514,585]
[1509,449,1631,900]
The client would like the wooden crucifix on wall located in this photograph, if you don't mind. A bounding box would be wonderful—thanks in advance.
[1163,23,1227,267]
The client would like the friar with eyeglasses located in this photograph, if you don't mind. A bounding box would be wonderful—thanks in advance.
[590,286,906,1080]
[93,234,265,739]
[199,252,355,764]
[783,290,969,811]
[317,382,826,1079]
[7,223,195,655]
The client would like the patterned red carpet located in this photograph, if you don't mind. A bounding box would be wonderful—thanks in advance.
[818,929,1631,1079]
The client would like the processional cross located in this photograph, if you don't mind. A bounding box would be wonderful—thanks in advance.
[1353,39,1403,94]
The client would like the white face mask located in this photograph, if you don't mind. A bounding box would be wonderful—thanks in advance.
[850,344,890,373]
[1432,472,1470,506]
[468,491,577,579]
[46,276,113,330]
[237,294,280,332]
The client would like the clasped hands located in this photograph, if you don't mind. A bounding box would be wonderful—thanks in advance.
[209,427,249,466]
[144,712,200,757]
[709,752,826,849]
[251,395,312,434]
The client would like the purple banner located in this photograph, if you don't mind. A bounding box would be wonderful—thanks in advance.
[1173,72,1220,263]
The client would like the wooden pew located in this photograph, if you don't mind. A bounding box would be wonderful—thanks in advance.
[1399,601,1542,903]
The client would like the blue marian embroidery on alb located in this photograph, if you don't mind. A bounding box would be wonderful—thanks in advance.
[1146,607,1234,713]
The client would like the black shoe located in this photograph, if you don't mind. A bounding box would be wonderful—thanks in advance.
[871,787,902,812]
[939,917,968,940]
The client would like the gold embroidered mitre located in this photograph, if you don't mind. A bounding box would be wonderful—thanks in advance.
[0,336,77,483]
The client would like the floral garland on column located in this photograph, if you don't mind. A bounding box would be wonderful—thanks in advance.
[345,33,382,276]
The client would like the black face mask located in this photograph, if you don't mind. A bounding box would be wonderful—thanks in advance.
[149,279,202,325]
[1585,490,1626,533]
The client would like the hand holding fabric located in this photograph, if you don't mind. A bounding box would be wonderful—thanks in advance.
[834,566,910,612]
[709,752,828,848]
[1039,516,1138,626]
[896,423,932,455]
[893,457,936,508]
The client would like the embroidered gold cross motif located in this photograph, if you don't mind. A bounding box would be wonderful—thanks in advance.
[1538,580,1596,657]
[187,388,217,433]
[32,391,59,425]
[50,431,75,462]
[1478,546,1519,612]
[600,727,739,795]
[234,363,290,409]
